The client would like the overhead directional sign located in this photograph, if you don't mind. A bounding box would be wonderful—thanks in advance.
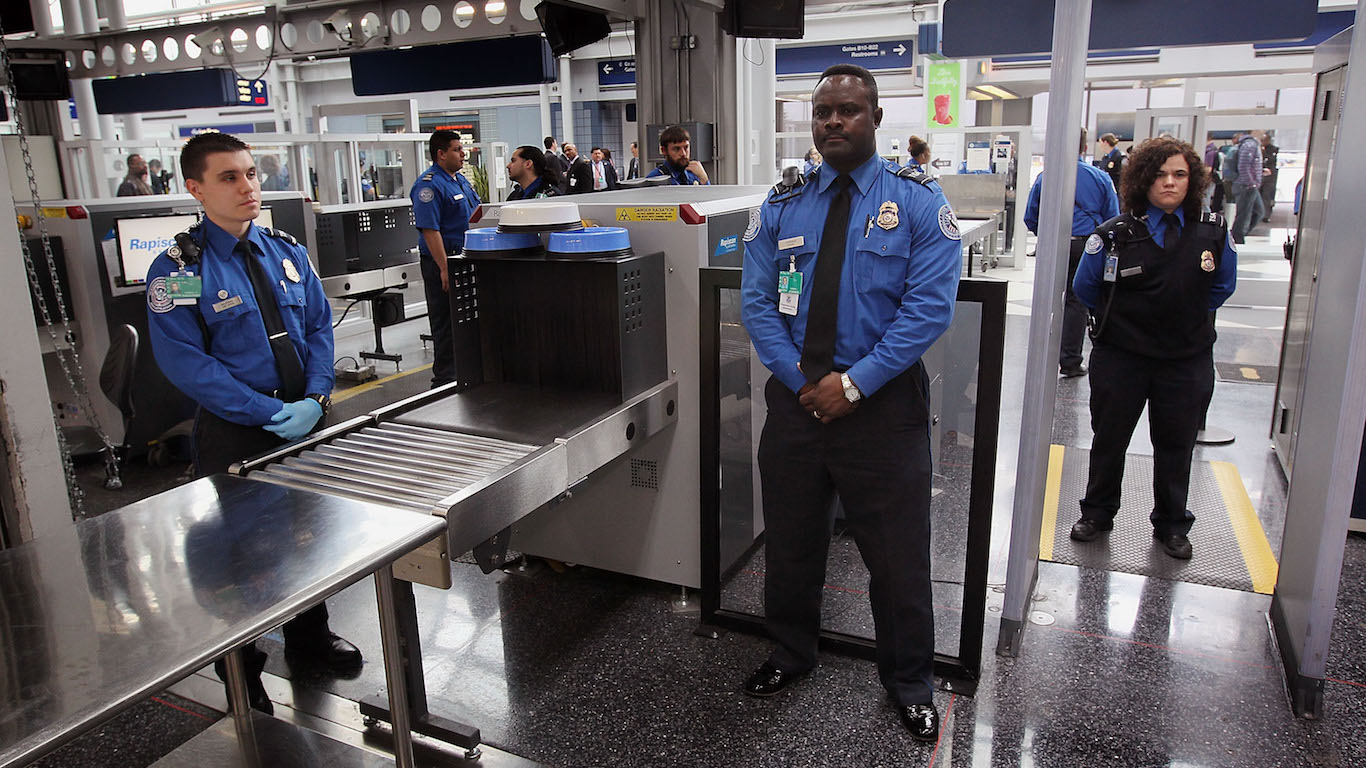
[178,123,259,138]
[236,78,268,107]
[598,58,636,87]
[776,39,915,77]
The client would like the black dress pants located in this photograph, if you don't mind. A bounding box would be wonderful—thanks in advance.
[421,253,456,387]
[194,408,332,652]
[1060,236,1089,370]
[1079,343,1214,537]
[757,365,935,706]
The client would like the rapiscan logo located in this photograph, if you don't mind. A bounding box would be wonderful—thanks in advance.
[128,237,177,253]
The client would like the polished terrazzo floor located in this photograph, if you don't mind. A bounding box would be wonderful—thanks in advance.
[36,213,1366,767]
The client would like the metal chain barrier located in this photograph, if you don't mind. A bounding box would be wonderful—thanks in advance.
[2,22,123,515]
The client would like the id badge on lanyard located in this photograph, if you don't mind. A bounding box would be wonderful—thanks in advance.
[778,254,802,315]
[166,269,202,305]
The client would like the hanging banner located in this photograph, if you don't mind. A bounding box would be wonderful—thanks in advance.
[925,60,962,128]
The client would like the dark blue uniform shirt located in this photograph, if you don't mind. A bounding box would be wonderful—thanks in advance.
[1073,204,1238,310]
[741,154,963,397]
[508,175,558,200]
[645,162,707,185]
[146,217,335,426]
[410,163,480,254]
[1023,159,1120,236]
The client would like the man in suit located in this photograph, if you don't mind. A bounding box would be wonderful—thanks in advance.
[583,147,618,192]
[544,136,569,194]
[626,141,640,179]
[564,143,589,194]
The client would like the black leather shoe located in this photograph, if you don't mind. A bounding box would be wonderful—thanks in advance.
[1069,519,1110,542]
[285,633,363,672]
[742,662,805,697]
[1060,364,1088,378]
[899,703,940,742]
[1155,532,1193,560]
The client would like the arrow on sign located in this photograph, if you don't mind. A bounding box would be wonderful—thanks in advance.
[893,43,907,56]
[602,63,613,74]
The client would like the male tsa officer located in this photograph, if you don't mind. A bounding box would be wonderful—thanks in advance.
[411,129,481,387]
[646,124,711,185]
[145,131,361,714]
[740,63,962,741]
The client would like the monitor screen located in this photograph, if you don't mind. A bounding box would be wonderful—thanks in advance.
[115,209,275,286]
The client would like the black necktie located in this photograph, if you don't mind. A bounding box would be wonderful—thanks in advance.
[1162,213,1180,255]
[800,174,854,385]
[238,240,307,401]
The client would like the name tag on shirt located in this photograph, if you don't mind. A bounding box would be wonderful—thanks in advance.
[778,236,805,251]
[1120,266,1143,278]
[213,295,243,313]
[453,193,465,201]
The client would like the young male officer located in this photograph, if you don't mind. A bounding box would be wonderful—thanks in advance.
[506,145,562,200]
[740,63,962,741]
[411,130,480,387]
[646,125,710,185]
[145,131,359,714]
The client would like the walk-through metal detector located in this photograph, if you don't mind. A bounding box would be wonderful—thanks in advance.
[697,268,1007,695]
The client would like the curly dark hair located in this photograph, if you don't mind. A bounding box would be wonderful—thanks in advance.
[1118,136,1209,218]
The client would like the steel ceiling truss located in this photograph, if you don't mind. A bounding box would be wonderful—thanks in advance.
[57,0,635,79]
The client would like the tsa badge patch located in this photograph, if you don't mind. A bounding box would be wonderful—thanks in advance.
[1200,250,1216,272]
[146,277,174,314]
[1085,234,1104,255]
[938,204,961,241]
[877,201,900,230]
[417,185,435,203]
[743,208,762,242]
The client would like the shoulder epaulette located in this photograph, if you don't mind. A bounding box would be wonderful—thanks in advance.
[421,173,434,181]
[1199,211,1226,228]
[261,227,299,246]
[890,164,934,186]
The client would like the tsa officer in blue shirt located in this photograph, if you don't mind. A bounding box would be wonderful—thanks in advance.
[739,64,962,742]
[411,129,480,387]
[1070,137,1236,561]
[144,131,360,714]
[1024,127,1120,378]
[645,125,710,185]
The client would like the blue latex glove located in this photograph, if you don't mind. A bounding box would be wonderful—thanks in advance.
[263,398,323,441]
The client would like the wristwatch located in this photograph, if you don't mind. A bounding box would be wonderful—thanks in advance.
[306,393,332,415]
[840,373,862,404]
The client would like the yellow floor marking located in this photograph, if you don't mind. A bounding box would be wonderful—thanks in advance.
[1239,366,1261,381]
[1039,444,1066,561]
[1210,460,1279,594]
[332,363,432,404]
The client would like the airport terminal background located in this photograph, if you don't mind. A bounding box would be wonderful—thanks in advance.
[3,0,1366,766]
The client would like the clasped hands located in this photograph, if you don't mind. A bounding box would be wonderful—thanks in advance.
[265,398,323,441]
[799,371,857,424]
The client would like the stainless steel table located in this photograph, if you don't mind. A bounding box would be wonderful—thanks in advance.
[0,474,446,768]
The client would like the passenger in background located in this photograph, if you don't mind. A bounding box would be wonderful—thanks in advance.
[147,158,174,194]
[1070,137,1237,561]
[740,63,961,742]
[145,131,358,715]
[1259,132,1279,222]
[506,145,562,200]
[117,153,152,196]
[647,125,710,185]
[626,141,641,179]
[1231,130,1266,243]
[588,147,618,192]
[410,130,480,388]
[1098,132,1124,191]
[259,154,288,191]
[544,136,569,193]
[563,142,588,193]
[802,146,822,176]
[905,135,930,174]
[1023,126,1120,378]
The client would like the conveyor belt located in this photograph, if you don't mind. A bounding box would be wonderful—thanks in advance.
[251,423,538,513]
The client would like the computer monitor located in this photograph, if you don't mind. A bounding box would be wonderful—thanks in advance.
[114,208,275,286]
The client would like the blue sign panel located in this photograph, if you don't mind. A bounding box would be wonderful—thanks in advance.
[178,123,258,138]
[236,78,268,107]
[598,59,636,87]
[776,39,914,77]
[943,0,1317,57]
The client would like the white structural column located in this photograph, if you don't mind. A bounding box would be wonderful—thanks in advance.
[1271,0,1366,719]
[57,0,84,33]
[102,0,127,31]
[997,0,1093,657]
[28,0,56,35]
[735,38,777,185]
[123,113,144,141]
[0,150,74,542]
[539,84,553,144]
[558,56,574,145]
